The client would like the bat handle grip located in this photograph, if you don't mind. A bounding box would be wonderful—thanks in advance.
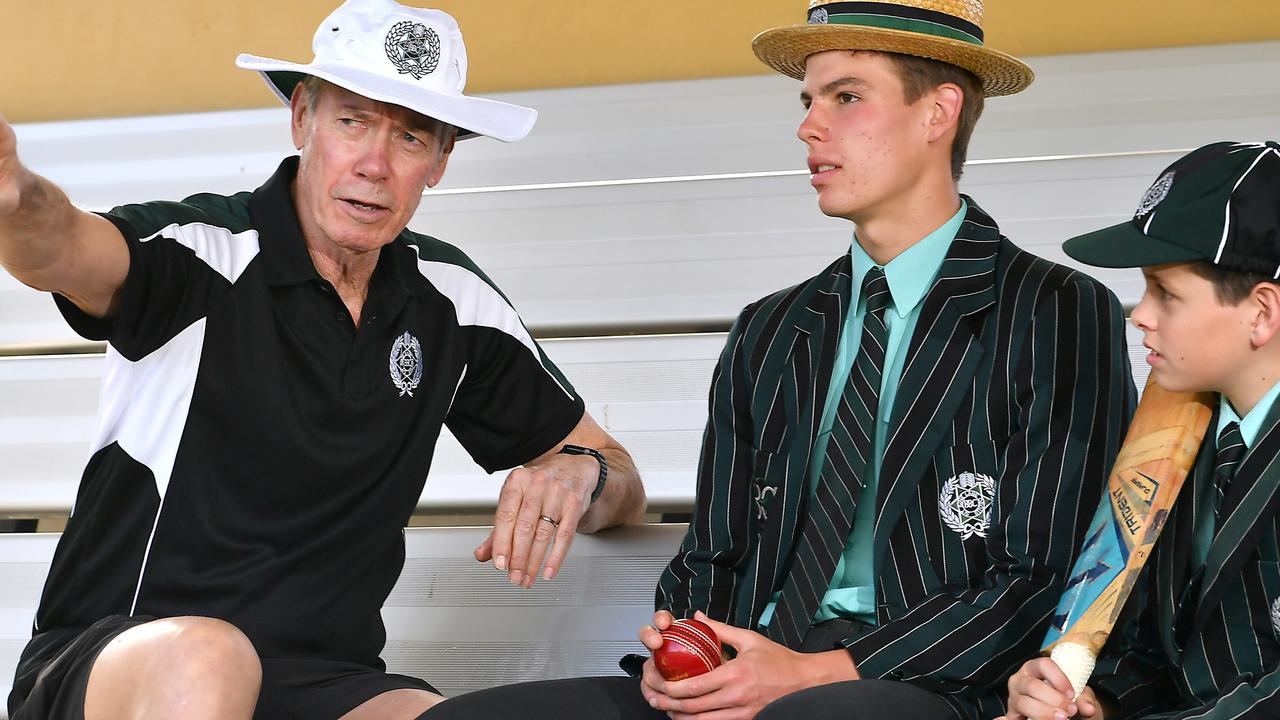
[1049,642,1096,699]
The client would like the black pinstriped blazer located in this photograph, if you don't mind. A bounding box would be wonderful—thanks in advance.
[655,199,1136,719]
[1093,403,1280,719]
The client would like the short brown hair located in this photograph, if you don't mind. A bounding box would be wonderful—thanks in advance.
[1187,261,1277,305]
[884,53,985,182]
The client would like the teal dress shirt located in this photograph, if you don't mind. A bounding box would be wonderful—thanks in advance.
[760,200,966,628]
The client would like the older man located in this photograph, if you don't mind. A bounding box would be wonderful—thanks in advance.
[1,1,644,718]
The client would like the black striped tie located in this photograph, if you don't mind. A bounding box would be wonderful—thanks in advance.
[767,267,890,648]
[1213,421,1245,525]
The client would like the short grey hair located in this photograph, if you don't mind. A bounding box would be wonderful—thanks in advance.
[298,75,455,149]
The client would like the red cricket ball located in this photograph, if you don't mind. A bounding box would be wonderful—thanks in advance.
[654,618,722,681]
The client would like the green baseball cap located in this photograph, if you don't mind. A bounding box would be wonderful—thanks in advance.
[1064,141,1280,275]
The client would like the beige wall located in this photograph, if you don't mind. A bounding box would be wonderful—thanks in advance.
[5,1,1280,123]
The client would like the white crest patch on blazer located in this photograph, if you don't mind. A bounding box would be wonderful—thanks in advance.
[1271,596,1280,638]
[939,471,995,540]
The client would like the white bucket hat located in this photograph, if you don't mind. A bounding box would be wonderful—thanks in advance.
[236,0,536,142]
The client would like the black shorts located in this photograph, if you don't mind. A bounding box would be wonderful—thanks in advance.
[8,615,439,720]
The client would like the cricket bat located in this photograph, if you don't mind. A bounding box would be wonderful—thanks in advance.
[1041,377,1214,696]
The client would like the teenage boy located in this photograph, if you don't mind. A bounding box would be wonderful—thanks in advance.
[426,2,1135,718]
[1003,141,1280,720]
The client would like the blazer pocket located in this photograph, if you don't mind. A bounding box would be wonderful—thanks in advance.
[919,442,1003,587]
[931,441,1002,552]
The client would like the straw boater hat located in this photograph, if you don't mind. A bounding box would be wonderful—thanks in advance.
[752,0,1034,97]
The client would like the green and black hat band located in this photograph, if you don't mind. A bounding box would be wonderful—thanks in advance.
[807,2,985,45]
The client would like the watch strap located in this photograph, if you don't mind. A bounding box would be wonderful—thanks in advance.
[558,444,608,503]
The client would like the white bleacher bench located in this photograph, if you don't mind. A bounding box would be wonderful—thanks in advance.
[0,523,688,719]
[0,324,1158,518]
[0,328,1155,717]
[0,332,726,516]
[0,326,1155,718]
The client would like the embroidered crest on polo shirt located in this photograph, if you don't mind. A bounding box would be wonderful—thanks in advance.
[390,331,424,397]
[1271,596,1280,638]
[939,471,995,540]
[1135,171,1175,220]
[809,7,829,24]
[384,21,441,80]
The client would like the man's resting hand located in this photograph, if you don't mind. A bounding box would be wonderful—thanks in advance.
[474,412,645,588]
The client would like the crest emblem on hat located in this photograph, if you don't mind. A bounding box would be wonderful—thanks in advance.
[1271,596,1280,637]
[390,331,424,397]
[939,471,995,540]
[384,21,441,80]
[808,7,830,24]
[1134,171,1175,220]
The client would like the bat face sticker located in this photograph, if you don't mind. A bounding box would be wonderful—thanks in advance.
[1040,380,1215,697]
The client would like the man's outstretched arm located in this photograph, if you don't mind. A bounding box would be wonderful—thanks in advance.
[0,111,129,318]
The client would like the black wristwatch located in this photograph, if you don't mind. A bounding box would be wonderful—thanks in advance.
[559,444,608,503]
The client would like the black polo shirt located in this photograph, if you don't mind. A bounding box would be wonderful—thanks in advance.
[33,157,584,667]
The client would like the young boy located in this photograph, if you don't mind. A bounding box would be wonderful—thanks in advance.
[1003,140,1280,720]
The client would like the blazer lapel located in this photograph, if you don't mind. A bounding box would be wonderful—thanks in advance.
[780,256,850,504]
[788,252,852,449]
[1194,402,1280,631]
[872,201,999,552]
[744,254,852,625]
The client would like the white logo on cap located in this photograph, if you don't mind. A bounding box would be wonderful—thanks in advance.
[809,7,830,24]
[939,471,995,539]
[384,21,441,80]
[1135,171,1175,220]
[390,331,424,397]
